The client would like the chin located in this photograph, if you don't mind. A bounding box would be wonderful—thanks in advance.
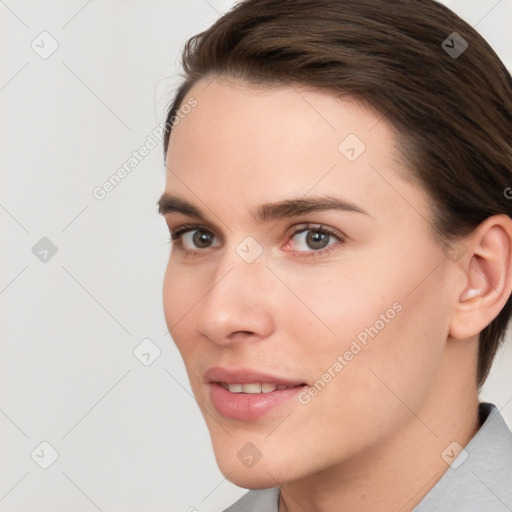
[219,462,284,490]
[213,445,303,490]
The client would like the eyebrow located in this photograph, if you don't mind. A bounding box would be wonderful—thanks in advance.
[157,193,369,222]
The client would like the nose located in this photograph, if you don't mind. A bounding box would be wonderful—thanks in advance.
[195,252,276,346]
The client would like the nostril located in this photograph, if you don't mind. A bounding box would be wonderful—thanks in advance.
[227,330,257,340]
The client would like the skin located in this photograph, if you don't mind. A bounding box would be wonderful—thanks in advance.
[159,76,512,512]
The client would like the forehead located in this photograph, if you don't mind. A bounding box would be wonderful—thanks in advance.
[168,77,393,164]
[165,77,429,227]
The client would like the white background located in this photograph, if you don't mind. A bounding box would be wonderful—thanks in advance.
[1,1,511,511]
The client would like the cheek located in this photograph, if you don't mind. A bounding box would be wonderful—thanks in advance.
[273,260,401,364]
[162,260,179,328]
[273,278,447,472]
[162,259,199,354]
[282,252,448,410]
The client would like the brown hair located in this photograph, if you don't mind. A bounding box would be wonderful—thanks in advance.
[162,0,512,389]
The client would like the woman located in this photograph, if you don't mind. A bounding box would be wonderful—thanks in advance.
[158,1,512,510]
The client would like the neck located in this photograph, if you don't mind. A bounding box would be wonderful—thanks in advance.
[279,342,480,512]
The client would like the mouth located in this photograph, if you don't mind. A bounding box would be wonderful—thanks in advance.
[205,367,308,421]
[218,382,299,393]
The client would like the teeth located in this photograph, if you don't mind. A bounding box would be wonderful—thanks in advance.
[243,383,262,394]
[225,383,284,393]
[261,383,277,393]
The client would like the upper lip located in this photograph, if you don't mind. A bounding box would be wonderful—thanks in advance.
[205,366,306,386]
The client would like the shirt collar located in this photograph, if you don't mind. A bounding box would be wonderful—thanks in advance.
[414,402,512,511]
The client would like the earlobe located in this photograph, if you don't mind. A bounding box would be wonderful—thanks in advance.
[449,215,512,340]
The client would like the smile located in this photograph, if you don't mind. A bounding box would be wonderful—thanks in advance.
[220,382,296,393]
[205,367,308,420]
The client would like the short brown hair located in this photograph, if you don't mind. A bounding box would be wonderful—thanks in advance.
[163,0,512,389]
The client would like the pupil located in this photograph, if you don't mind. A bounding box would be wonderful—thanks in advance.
[306,231,328,249]
[193,230,212,248]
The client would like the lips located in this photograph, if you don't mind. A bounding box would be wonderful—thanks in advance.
[205,367,307,421]
[205,367,306,388]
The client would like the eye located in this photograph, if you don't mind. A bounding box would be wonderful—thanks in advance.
[284,224,344,255]
[168,222,344,259]
[169,225,220,252]
[293,230,331,250]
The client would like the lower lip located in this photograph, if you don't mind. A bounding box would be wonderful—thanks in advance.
[209,383,305,421]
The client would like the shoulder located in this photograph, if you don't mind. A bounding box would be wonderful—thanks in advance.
[414,402,512,511]
[223,488,280,512]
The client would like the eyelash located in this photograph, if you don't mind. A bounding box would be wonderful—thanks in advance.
[167,223,345,259]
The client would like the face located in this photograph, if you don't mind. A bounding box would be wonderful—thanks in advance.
[160,76,458,488]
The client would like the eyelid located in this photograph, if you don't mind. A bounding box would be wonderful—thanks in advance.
[286,222,345,241]
[169,223,219,242]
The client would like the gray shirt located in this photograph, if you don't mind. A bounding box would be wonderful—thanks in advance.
[224,402,512,511]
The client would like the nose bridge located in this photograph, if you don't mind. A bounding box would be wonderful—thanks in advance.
[212,234,270,294]
[195,239,274,343]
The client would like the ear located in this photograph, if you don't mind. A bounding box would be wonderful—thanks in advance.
[449,214,512,340]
